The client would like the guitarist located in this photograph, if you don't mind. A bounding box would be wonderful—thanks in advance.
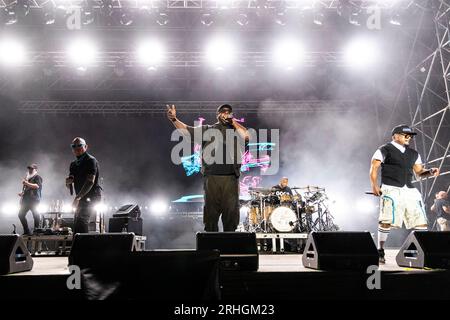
[18,164,43,235]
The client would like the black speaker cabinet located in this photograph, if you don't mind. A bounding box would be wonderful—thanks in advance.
[302,231,379,270]
[396,231,450,269]
[109,217,143,235]
[69,233,136,269]
[196,232,258,271]
[0,235,34,275]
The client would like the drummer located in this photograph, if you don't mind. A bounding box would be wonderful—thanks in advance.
[271,177,293,201]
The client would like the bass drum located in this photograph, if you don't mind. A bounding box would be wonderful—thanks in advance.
[268,206,298,232]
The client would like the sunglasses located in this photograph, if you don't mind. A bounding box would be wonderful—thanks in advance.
[71,144,86,149]
[399,133,413,139]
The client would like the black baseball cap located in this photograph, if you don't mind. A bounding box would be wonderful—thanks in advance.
[391,124,417,136]
[216,104,233,113]
[27,163,38,169]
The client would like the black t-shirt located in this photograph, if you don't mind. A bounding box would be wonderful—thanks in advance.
[435,198,450,220]
[69,153,101,201]
[187,122,244,177]
[22,175,43,203]
[271,185,293,197]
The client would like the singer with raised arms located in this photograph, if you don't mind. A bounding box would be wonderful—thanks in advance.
[167,104,249,232]
[65,137,102,234]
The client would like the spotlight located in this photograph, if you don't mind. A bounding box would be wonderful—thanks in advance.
[201,13,214,27]
[389,12,402,26]
[344,38,379,69]
[205,37,237,70]
[120,10,134,26]
[94,203,108,212]
[1,203,19,215]
[313,11,324,26]
[349,11,362,26]
[150,200,168,215]
[156,12,169,26]
[236,13,249,26]
[217,0,233,9]
[82,8,95,25]
[62,203,73,213]
[273,38,304,70]
[43,3,56,25]
[274,11,287,26]
[37,203,48,214]
[0,39,26,67]
[137,40,165,69]
[67,38,98,68]
[4,8,18,25]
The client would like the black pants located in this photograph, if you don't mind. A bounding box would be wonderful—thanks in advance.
[18,201,41,234]
[203,175,240,232]
[74,199,98,234]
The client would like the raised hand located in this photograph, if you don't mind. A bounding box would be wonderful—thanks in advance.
[167,104,177,122]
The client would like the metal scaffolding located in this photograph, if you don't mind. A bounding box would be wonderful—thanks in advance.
[18,99,356,114]
[380,0,450,202]
[0,0,405,10]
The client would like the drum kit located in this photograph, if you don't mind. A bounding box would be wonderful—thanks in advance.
[240,185,339,233]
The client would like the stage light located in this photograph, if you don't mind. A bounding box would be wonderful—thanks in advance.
[82,9,95,25]
[3,8,18,25]
[217,0,233,9]
[349,11,362,26]
[344,38,379,69]
[205,37,237,70]
[1,203,19,215]
[37,203,48,214]
[120,11,134,26]
[137,40,165,69]
[156,12,169,26]
[201,13,214,27]
[0,39,26,67]
[236,13,249,26]
[150,200,168,215]
[313,12,324,26]
[272,38,304,70]
[62,203,73,213]
[389,12,402,26]
[67,38,98,68]
[274,11,287,26]
[94,203,108,212]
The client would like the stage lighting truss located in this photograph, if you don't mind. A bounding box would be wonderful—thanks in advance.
[8,50,344,68]
[18,99,357,114]
[0,1,410,11]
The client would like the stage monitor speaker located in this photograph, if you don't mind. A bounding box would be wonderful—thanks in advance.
[302,231,379,270]
[0,234,33,275]
[396,231,450,269]
[112,204,141,218]
[69,233,136,269]
[108,217,143,235]
[196,232,258,271]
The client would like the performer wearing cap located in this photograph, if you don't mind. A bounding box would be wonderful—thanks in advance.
[65,137,102,234]
[167,104,249,231]
[18,164,43,235]
[370,124,440,263]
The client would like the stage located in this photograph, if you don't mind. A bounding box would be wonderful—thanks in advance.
[2,250,450,300]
